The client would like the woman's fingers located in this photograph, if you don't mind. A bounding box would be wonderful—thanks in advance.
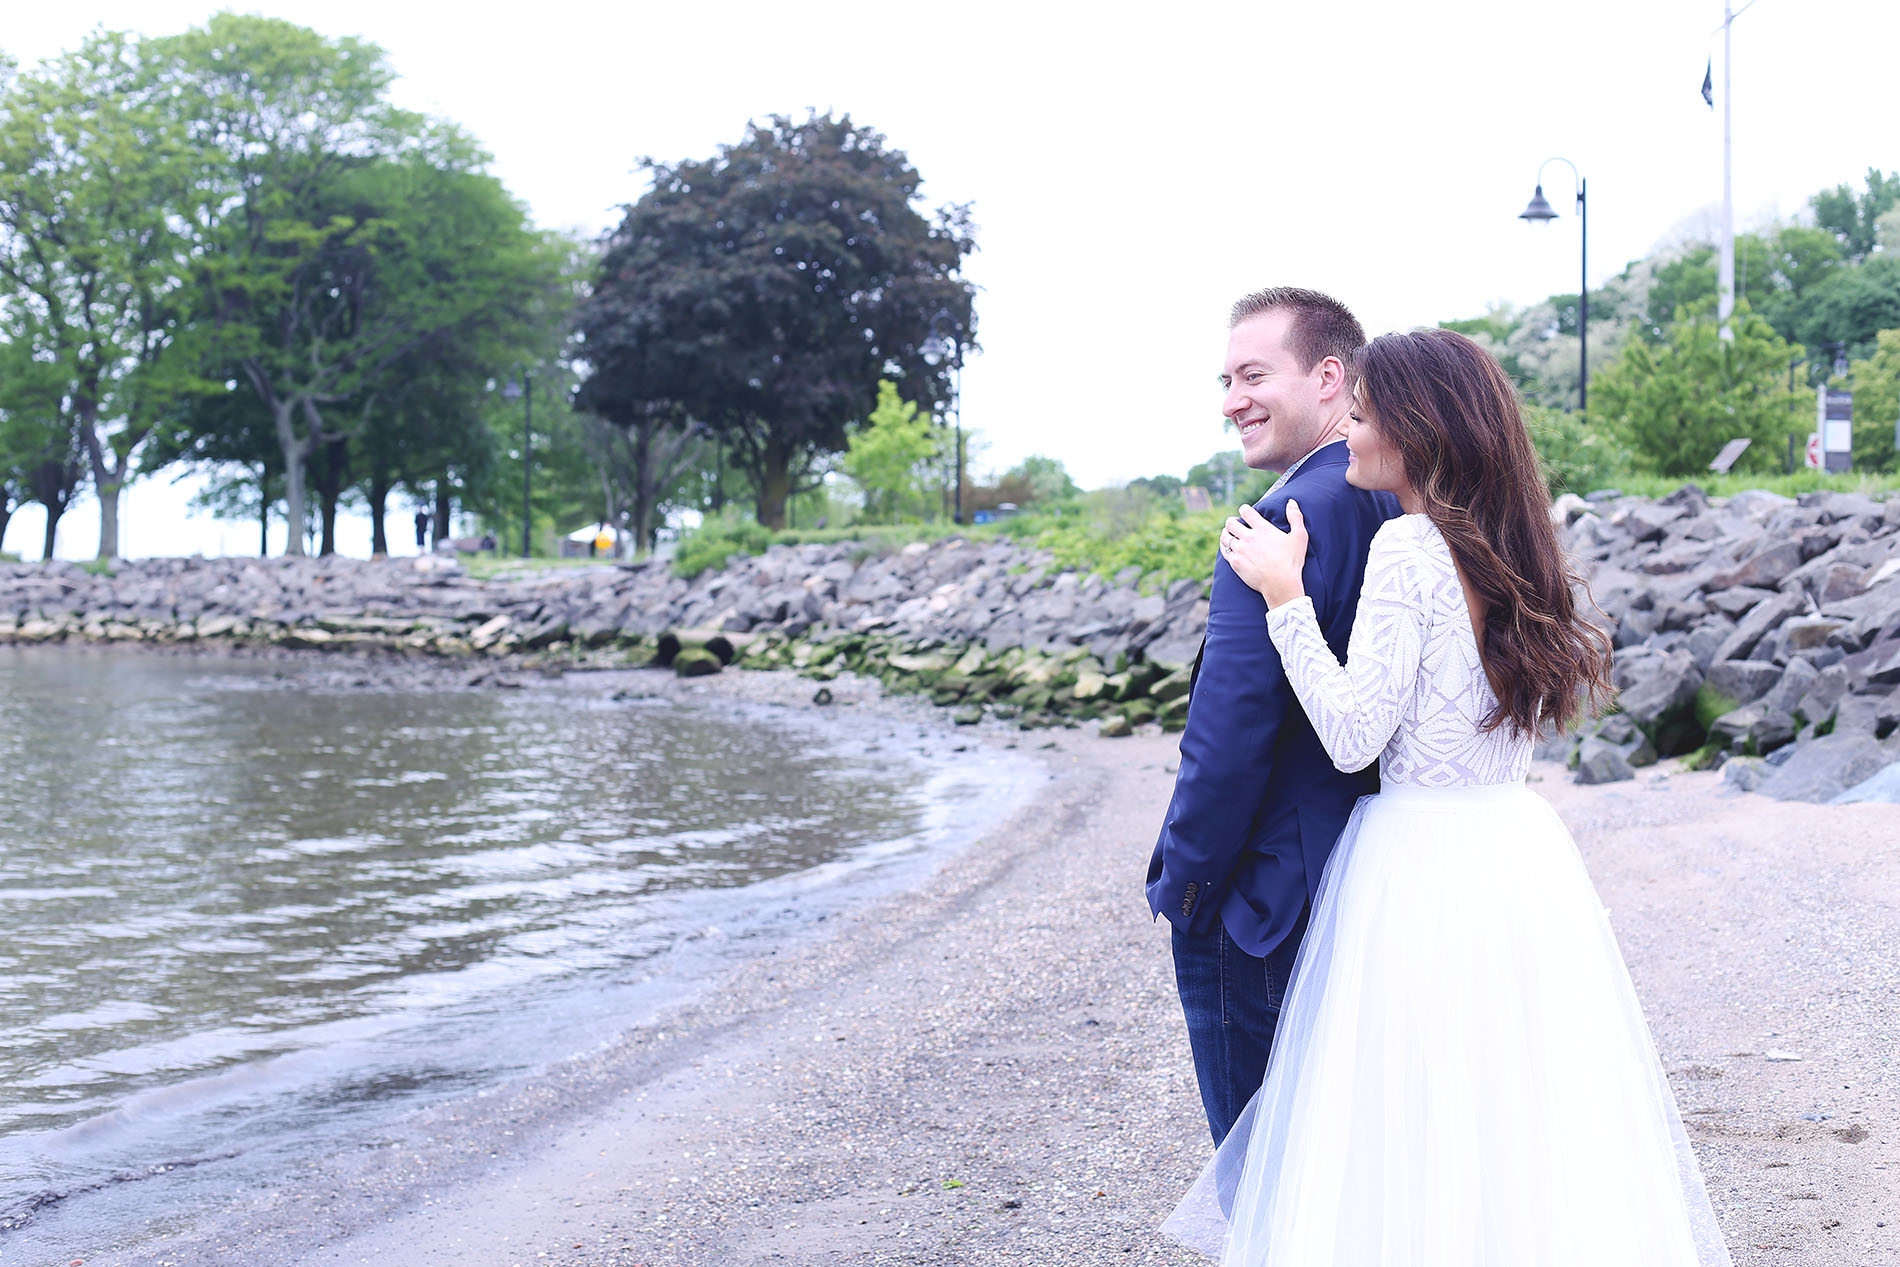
[1286,499,1306,534]
[1236,503,1269,530]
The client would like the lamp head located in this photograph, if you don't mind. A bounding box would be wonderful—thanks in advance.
[920,335,947,367]
[501,376,523,401]
[1518,184,1558,223]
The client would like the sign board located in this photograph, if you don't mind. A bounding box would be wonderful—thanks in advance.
[1709,438,1752,473]
[1805,432,1822,469]
[1818,386,1853,473]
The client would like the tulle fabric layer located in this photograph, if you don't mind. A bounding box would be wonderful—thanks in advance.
[1162,783,1732,1267]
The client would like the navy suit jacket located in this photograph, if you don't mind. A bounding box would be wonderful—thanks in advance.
[1146,442,1403,958]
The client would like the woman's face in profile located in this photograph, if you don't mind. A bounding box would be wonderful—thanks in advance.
[1343,391,1410,499]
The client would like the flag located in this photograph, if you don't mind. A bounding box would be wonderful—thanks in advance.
[1701,59,1713,108]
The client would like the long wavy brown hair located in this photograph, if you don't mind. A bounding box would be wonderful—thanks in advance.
[1351,328,1612,735]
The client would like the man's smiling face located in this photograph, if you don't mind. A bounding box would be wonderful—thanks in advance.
[1220,309,1332,471]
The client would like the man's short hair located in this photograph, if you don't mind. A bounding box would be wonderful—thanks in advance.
[1229,287,1366,378]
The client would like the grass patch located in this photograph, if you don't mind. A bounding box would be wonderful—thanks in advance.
[1579,471,1900,501]
[80,557,117,577]
[461,554,621,581]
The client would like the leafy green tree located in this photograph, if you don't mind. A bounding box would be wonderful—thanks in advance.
[0,31,209,558]
[1849,329,1900,473]
[1185,450,1275,505]
[1789,254,1900,365]
[841,381,942,522]
[1812,168,1900,263]
[1004,455,1079,504]
[579,111,976,530]
[1591,299,1795,476]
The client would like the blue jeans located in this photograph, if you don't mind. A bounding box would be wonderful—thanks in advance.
[1172,911,1306,1146]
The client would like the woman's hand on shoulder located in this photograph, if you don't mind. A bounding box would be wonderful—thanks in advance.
[1221,501,1308,607]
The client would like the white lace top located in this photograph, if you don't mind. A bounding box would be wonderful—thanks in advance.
[1265,514,1531,788]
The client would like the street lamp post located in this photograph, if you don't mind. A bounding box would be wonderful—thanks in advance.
[920,310,965,525]
[1518,159,1588,414]
[502,372,532,557]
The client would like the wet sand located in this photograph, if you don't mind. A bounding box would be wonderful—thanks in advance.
[122,669,1897,1267]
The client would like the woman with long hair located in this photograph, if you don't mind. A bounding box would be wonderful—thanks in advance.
[1162,328,1732,1265]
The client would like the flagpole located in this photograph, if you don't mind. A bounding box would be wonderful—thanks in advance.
[1719,0,1735,340]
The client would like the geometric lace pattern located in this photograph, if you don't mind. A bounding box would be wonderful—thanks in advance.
[1266,514,1533,788]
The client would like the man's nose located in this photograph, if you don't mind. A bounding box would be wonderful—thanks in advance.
[1223,385,1248,420]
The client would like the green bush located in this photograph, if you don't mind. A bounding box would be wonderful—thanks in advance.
[672,511,774,579]
[1528,406,1635,496]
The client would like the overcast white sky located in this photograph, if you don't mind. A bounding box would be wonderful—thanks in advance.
[6,0,1897,558]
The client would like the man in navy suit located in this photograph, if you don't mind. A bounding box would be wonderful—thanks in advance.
[1147,288,1402,1145]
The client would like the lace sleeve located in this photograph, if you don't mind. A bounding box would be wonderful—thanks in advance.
[1264,523,1431,773]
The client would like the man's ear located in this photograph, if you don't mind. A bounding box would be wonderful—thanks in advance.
[1314,356,1348,402]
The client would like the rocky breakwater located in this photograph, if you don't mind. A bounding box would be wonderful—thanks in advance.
[0,538,1216,733]
[1553,485,1900,802]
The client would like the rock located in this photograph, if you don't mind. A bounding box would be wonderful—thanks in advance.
[1704,587,1770,619]
[1707,703,1797,755]
[1708,541,1805,590]
[1832,761,1900,804]
[1098,714,1134,738]
[1704,660,1781,707]
[1760,659,1819,715]
[1794,665,1851,725]
[1574,738,1635,784]
[672,648,722,677]
[1149,668,1193,705]
[1713,591,1802,664]
[952,705,984,726]
[1616,650,1704,754]
[812,687,834,706]
[1722,756,1769,792]
[1755,734,1895,802]
[1549,493,1590,526]
[1622,502,1687,543]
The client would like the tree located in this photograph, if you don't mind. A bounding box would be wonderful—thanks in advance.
[0,31,207,558]
[841,381,942,522]
[1812,168,1900,264]
[1850,329,1900,474]
[1004,455,1079,504]
[1590,299,1795,476]
[1789,254,1900,365]
[579,111,976,530]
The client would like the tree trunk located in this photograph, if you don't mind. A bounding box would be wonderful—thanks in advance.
[0,488,12,557]
[75,395,141,561]
[755,439,792,531]
[41,507,60,561]
[258,464,270,556]
[95,478,122,561]
[267,392,309,558]
[368,471,389,556]
[313,435,347,556]
[433,479,452,548]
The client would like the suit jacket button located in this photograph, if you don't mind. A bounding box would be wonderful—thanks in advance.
[1181,882,1199,918]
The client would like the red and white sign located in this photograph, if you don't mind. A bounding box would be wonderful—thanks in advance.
[1805,432,1822,469]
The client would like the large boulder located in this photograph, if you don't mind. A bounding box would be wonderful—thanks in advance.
[1703,659,1781,707]
[1575,738,1636,785]
[1616,650,1705,755]
[1755,734,1895,802]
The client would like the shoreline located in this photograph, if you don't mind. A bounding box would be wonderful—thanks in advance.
[89,664,1900,1266]
[1,649,1037,1266]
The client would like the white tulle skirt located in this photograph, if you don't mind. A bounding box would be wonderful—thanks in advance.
[1162,782,1732,1267]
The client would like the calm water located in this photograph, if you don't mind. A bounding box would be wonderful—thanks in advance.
[0,646,1026,1259]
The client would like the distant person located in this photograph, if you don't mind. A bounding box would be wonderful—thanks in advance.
[479,533,497,553]
[1146,287,1402,1152]
[413,510,429,550]
[1162,328,1731,1263]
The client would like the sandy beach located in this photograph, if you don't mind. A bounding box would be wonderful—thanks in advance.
[123,665,1898,1267]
